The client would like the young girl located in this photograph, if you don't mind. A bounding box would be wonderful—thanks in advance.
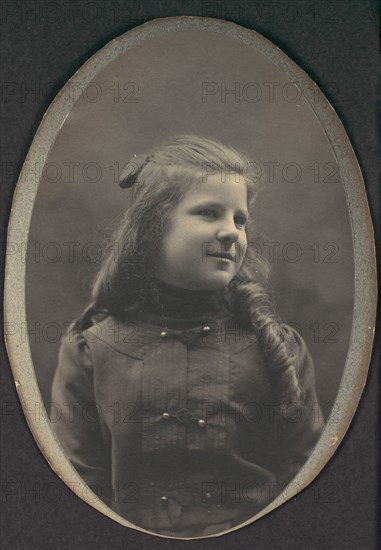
[52,135,325,538]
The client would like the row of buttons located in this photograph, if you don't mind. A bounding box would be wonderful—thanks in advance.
[161,411,206,427]
[147,482,214,511]
[149,480,212,500]
[160,492,213,505]
[156,325,210,507]
[160,325,211,338]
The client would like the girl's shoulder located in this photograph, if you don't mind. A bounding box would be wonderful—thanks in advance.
[55,317,97,383]
[59,311,111,355]
[237,316,315,374]
[58,312,130,373]
[63,312,163,360]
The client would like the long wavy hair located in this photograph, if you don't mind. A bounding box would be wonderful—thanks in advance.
[77,134,304,413]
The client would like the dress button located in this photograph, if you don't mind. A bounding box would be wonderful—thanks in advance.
[202,325,211,332]
[162,412,170,419]
[198,418,206,428]
[160,331,167,338]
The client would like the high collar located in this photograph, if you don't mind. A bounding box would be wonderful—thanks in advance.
[133,278,231,329]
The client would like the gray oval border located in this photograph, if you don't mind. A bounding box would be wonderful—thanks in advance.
[3,16,377,540]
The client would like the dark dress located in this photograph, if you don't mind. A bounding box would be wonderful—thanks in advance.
[51,281,325,537]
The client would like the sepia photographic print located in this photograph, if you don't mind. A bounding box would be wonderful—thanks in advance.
[4,16,377,541]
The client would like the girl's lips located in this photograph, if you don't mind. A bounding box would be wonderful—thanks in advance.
[207,253,235,262]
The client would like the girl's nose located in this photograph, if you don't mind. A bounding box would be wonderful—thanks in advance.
[216,219,239,245]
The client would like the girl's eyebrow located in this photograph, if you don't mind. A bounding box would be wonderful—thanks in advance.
[191,200,249,219]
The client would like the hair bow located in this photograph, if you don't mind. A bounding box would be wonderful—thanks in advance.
[119,154,150,188]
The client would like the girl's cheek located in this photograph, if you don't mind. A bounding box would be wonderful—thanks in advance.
[239,239,248,263]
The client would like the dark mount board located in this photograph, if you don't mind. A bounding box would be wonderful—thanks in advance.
[1,1,379,549]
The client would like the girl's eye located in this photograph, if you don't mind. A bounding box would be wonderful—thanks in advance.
[234,216,247,227]
[200,209,217,218]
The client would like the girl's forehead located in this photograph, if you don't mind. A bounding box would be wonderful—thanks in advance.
[182,172,248,206]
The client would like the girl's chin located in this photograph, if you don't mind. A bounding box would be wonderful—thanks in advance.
[159,266,236,291]
[192,272,234,290]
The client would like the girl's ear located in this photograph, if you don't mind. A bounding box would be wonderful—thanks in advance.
[119,154,149,188]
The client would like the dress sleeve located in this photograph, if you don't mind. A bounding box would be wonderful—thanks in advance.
[276,327,325,484]
[51,327,113,505]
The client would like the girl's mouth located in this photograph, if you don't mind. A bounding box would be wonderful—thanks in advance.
[207,252,235,262]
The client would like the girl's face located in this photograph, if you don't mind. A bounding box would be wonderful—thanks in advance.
[158,172,248,290]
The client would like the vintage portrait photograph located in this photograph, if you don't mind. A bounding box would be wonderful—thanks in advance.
[4,15,376,542]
